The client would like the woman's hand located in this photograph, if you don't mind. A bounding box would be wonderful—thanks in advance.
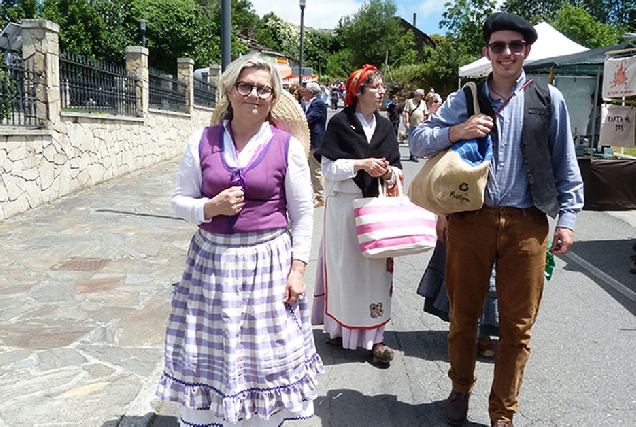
[284,260,306,304]
[354,157,389,178]
[203,186,245,219]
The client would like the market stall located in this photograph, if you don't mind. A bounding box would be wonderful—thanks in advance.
[524,43,636,211]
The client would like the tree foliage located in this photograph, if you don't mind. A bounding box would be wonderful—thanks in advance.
[552,3,622,48]
[40,0,112,58]
[440,0,496,55]
[336,0,416,70]
[501,0,561,24]
[0,0,631,91]
[503,0,636,32]
[255,12,300,59]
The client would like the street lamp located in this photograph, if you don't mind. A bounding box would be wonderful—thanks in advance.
[138,19,148,48]
[299,0,306,86]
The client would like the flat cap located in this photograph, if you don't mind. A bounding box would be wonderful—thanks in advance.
[483,12,538,45]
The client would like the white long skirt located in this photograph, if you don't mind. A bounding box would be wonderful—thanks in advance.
[312,191,393,350]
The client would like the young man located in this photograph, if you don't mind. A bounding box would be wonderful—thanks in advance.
[410,12,584,427]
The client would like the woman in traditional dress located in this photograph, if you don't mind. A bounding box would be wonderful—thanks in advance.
[156,54,323,427]
[312,64,402,366]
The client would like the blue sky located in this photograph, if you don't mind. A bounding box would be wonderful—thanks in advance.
[250,0,450,37]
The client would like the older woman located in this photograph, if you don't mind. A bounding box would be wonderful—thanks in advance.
[424,92,442,117]
[312,64,402,366]
[156,54,323,427]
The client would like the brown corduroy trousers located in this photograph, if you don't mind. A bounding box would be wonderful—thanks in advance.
[446,205,549,422]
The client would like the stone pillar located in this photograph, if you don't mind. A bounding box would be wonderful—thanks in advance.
[125,46,149,118]
[209,64,222,100]
[20,19,60,129]
[177,57,194,114]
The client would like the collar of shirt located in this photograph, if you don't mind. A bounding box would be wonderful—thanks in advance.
[354,111,377,143]
[222,120,272,168]
[304,97,314,111]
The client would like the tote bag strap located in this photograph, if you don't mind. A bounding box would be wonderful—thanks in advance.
[463,82,481,116]
[378,174,405,198]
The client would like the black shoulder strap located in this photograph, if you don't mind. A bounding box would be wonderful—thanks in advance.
[462,82,496,117]
[463,85,475,116]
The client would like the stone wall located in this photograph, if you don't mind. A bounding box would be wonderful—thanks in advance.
[0,20,218,222]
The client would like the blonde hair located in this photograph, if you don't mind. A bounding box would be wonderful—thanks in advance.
[219,54,282,104]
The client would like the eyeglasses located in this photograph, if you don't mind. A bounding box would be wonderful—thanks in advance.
[487,40,527,54]
[366,84,385,91]
[234,82,274,99]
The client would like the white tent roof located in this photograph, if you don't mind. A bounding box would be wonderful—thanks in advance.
[458,22,588,78]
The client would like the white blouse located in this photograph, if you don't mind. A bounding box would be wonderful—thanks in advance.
[171,122,313,263]
[321,112,399,194]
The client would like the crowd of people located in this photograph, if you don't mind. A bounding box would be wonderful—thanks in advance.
[154,12,584,427]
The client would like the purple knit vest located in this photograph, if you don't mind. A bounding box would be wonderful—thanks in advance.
[198,124,290,234]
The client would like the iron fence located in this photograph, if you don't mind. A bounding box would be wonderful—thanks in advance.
[0,51,43,127]
[59,51,138,116]
[193,75,216,108]
[148,67,186,112]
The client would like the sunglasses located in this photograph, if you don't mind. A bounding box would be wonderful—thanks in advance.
[487,40,527,54]
[234,82,274,99]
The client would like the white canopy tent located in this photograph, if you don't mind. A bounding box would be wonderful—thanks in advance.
[458,22,589,78]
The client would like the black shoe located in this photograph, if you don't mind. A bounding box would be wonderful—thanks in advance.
[630,260,636,274]
[445,390,470,425]
[409,155,419,162]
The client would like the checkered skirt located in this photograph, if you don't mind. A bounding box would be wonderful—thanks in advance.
[156,228,323,424]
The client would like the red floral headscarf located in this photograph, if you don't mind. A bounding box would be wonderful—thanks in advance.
[344,64,379,107]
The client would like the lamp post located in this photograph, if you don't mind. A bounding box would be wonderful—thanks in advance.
[138,19,148,48]
[299,0,306,86]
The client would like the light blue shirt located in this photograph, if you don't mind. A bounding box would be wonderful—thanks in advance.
[410,72,583,230]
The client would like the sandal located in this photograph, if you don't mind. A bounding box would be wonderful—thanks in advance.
[477,336,496,357]
[370,343,394,364]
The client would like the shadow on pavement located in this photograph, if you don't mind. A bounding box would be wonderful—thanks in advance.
[314,389,489,427]
[566,238,636,316]
[101,413,179,427]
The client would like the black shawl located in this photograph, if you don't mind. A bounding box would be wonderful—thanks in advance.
[314,106,402,197]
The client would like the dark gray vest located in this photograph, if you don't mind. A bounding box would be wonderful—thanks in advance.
[464,80,559,218]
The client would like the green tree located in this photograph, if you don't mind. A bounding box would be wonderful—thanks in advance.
[580,0,634,28]
[440,0,496,56]
[417,0,496,92]
[502,0,562,24]
[336,0,416,69]
[255,12,300,59]
[323,48,354,80]
[304,29,338,77]
[1,0,39,23]
[40,0,111,58]
[552,3,621,48]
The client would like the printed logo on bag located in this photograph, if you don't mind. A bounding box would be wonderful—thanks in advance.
[448,182,471,204]
[370,302,384,318]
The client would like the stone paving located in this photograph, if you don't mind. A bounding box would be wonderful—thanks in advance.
[0,159,190,426]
